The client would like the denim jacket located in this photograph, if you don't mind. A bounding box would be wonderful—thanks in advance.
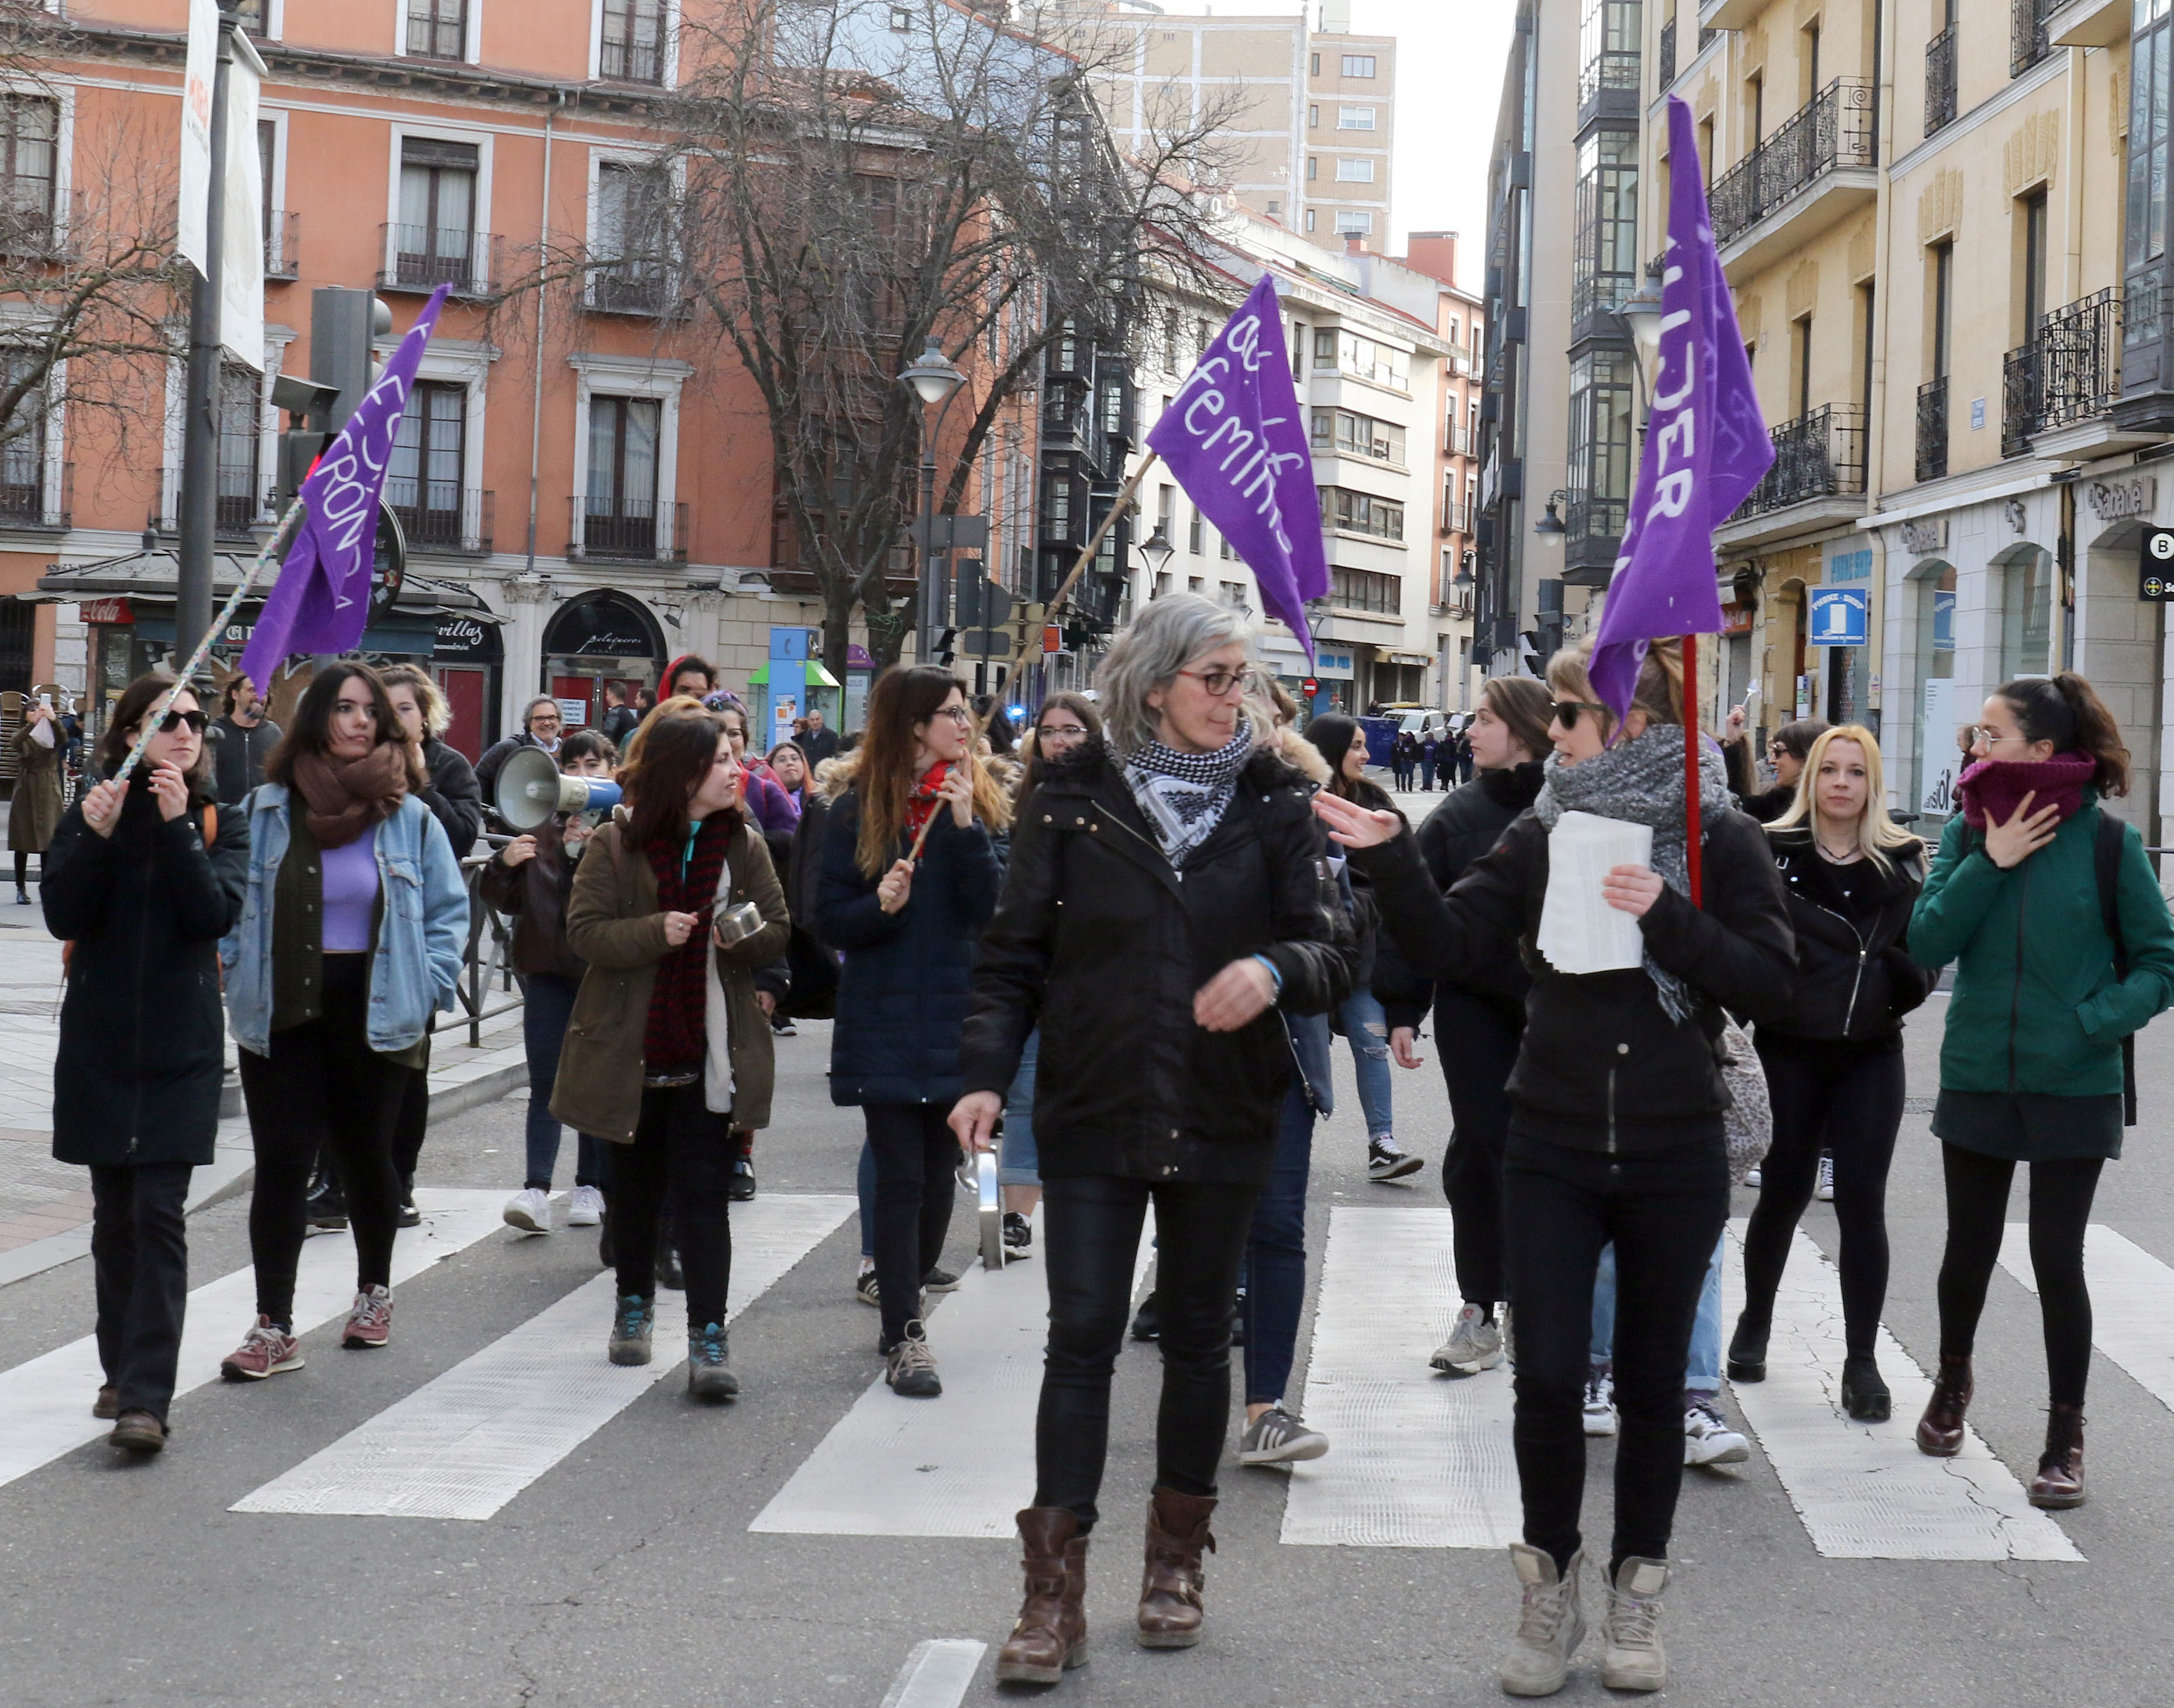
[221,784,469,1057]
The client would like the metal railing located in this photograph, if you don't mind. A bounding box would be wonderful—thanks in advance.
[1566,491,1626,547]
[2003,343,2041,458]
[1577,48,1642,112]
[1917,377,1949,483]
[0,459,69,528]
[457,846,524,1051]
[587,252,679,315]
[387,480,493,554]
[599,32,665,83]
[1709,78,1879,248]
[2001,290,2124,452]
[377,223,498,297]
[2013,0,2056,76]
[1733,402,1867,519]
[159,466,270,535]
[569,495,688,562]
[1658,16,1676,86]
[1925,26,1957,136]
[264,211,300,280]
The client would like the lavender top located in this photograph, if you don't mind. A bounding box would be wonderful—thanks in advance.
[321,834,380,953]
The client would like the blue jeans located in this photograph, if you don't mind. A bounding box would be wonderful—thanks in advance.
[1241,1077,1315,1404]
[1000,1030,1041,1187]
[1338,988,1395,1142]
[1590,1231,1725,1392]
[522,972,607,1192]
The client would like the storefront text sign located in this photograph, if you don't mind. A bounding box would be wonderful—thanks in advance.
[2140,526,2174,601]
[2089,477,2157,522]
[1898,516,1946,556]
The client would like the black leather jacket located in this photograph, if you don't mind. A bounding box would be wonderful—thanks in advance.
[1763,825,1931,1044]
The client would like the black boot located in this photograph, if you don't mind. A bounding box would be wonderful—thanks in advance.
[396,1173,421,1229]
[1841,1353,1891,1421]
[1130,1291,1161,1341]
[304,1166,348,1232]
[1726,1310,1770,1383]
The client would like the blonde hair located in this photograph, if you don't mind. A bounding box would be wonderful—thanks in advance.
[1767,724,1920,874]
[377,663,451,738]
[1544,637,1684,739]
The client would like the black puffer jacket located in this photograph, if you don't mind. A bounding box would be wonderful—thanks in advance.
[1355,805,1795,1151]
[959,738,1357,1184]
[1763,825,1931,1044]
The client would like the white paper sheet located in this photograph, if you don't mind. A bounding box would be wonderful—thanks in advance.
[1535,810,1653,974]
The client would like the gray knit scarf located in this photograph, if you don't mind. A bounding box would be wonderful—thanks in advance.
[1531,724,1733,1022]
[1123,720,1255,869]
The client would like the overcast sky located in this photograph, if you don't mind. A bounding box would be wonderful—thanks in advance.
[1141,0,1520,290]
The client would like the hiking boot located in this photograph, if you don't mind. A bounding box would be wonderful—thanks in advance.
[109,1411,167,1454]
[221,1316,304,1380]
[1915,1354,1973,1456]
[994,1507,1089,1685]
[567,1184,604,1227]
[1498,1542,1586,1697]
[1136,1486,1216,1648]
[1600,1557,1670,1692]
[1002,1210,1033,1255]
[608,1293,655,1366]
[728,1157,756,1202]
[1683,1394,1749,1466]
[1432,1301,1505,1375]
[884,1321,941,1397]
[1581,1364,1617,1437]
[94,1383,119,1420]
[2027,1403,2086,1509]
[1238,1405,1329,1465]
[341,1284,393,1349]
[1367,1135,1423,1182]
[687,1322,739,1401]
[503,1187,552,1235]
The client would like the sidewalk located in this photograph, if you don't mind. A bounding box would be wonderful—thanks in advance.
[0,898,529,1286]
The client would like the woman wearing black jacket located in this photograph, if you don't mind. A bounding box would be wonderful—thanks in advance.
[1316,640,1794,1698]
[43,673,249,1452]
[951,595,1356,1686]
[1375,674,1555,1375]
[1729,726,1927,1421]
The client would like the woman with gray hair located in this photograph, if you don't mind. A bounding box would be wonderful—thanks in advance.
[953,593,1357,1686]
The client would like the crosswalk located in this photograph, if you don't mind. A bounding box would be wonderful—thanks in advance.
[6,1192,2174,1568]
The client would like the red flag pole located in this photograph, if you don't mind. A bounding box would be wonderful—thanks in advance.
[1683,632,1702,907]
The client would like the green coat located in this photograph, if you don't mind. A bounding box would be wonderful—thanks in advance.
[1910,799,2174,1097]
[9,720,63,852]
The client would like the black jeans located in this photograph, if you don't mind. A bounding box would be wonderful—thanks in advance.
[1742,1035,1906,1358]
[863,1103,959,1348]
[607,1082,736,1328]
[1935,1143,2105,1407]
[1502,1133,1728,1575]
[389,1032,432,1190]
[89,1161,193,1423]
[1439,1003,1521,1313]
[238,955,411,1324]
[1036,1174,1259,1530]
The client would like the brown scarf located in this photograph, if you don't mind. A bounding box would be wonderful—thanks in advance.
[290,742,410,848]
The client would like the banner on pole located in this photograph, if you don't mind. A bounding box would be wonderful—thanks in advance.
[176,0,217,274]
[220,31,267,370]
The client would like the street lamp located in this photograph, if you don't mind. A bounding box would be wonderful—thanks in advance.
[1616,281,1665,358]
[1138,522,1175,578]
[1533,489,1569,535]
[899,338,967,662]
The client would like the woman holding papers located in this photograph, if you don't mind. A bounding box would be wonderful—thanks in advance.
[1728,726,1929,1421]
[1313,639,1793,1699]
[1906,673,2174,1510]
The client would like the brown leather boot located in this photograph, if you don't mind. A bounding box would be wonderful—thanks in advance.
[995,1507,1089,1685]
[2027,1404,2086,1509]
[1914,1354,1973,1457]
[1136,1486,1217,1649]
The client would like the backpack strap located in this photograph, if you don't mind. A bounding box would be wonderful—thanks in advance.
[2093,811,2138,1128]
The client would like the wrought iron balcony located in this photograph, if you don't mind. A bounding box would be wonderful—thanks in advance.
[387,481,493,555]
[160,466,270,536]
[569,495,687,563]
[378,223,499,297]
[1577,48,1642,128]
[1657,17,1676,87]
[2001,289,2124,455]
[0,460,70,529]
[2002,344,2041,459]
[1916,377,1949,483]
[1709,79,1879,250]
[586,252,680,316]
[1733,403,1867,520]
[264,211,301,280]
[1925,27,1957,137]
[599,33,665,84]
[2013,0,2057,76]
[1564,492,1626,583]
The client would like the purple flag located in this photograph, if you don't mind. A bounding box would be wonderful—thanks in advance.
[240,285,451,689]
[1588,96,1773,723]
[1147,274,1328,659]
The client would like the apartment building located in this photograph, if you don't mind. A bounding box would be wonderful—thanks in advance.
[1402,229,1487,708]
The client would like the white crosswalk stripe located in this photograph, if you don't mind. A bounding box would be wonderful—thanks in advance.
[231,1193,854,1520]
[1720,1220,2081,1561]
[1282,1206,1519,1548]
[750,1208,1153,1538]
[0,1189,507,1492]
[1997,1222,2174,1415]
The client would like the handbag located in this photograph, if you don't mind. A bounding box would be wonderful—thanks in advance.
[1716,1016,1771,1186]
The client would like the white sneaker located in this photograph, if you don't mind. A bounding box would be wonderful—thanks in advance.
[503,1187,553,1234]
[567,1184,604,1227]
[1582,1365,1618,1436]
[1683,1396,1751,1465]
[1815,1154,1835,1201]
[1744,1166,1763,1189]
[1430,1301,1505,1374]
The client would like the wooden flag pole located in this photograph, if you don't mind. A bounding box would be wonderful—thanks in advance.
[1683,631,1702,907]
[1044,452,1160,622]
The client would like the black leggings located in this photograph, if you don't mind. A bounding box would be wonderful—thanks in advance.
[1036,1175,1259,1530]
[14,849,35,889]
[607,1081,735,1329]
[1439,1003,1520,1312]
[1740,1035,1905,1358]
[1935,1143,2104,1407]
[237,955,412,1325]
[862,1103,959,1348]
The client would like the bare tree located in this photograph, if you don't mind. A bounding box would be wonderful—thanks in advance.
[646,0,1239,678]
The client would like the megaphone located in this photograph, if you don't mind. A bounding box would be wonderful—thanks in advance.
[495,745,623,832]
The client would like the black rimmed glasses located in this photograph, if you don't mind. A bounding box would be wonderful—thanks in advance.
[1176,666,1247,697]
[154,708,208,735]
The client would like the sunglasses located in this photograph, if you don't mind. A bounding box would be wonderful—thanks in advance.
[1551,700,1605,729]
[154,708,208,735]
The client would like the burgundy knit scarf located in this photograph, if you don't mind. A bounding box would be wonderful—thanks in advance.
[642,814,734,1075]
[1956,750,2095,831]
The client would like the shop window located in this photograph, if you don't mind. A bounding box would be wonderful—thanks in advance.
[2001,549,2052,679]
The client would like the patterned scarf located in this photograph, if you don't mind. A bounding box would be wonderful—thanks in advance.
[1956,750,2094,831]
[1123,720,1255,869]
[1532,724,1733,1023]
[642,813,734,1078]
[904,760,952,844]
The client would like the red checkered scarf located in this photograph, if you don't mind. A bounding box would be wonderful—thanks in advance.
[904,760,952,844]
[642,814,733,1075]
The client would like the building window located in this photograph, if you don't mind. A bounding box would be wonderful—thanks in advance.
[1320,487,1406,542]
[1566,346,1635,550]
[0,95,57,249]
[0,349,45,516]
[600,0,666,85]
[1310,51,1322,75]
[1330,566,1401,611]
[591,160,674,312]
[405,0,467,60]
[1308,104,1320,128]
[1336,158,1376,182]
[1188,504,1203,554]
[1578,0,1642,107]
[890,3,913,28]
[1324,329,1406,388]
[1337,106,1377,130]
[1304,208,1318,232]
[217,364,263,533]
[389,381,467,547]
[1310,407,1406,463]
[1306,156,1318,181]
[1342,54,1377,77]
[1571,126,1639,322]
[395,137,479,288]
[1335,211,1374,236]
[585,394,662,554]
[2001,549,2053,677]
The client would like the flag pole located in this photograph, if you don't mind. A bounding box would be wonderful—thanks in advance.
[1683,632,1702,908]
[1044,451,1159,622]
[114,494,309,785]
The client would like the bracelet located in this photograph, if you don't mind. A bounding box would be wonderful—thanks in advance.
[1252,953,1284,1002]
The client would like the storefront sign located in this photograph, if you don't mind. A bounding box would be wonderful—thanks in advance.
[1898,516,1946,556]
[79,598,134,625]
[2140,526,2174,601]
[1809,587,1869,647]
[1921,676,1965,815]
[433,612,503,662]
[1826,546,1873,583]
[2089,477,2158,522]
[1721,600,1755,635]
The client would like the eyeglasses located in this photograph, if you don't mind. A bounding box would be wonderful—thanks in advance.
[928,705,974,725]
[154,708,208,735]
[1176,666,1248,697]
[1964,726,2028,749]
[529,713,562,728]
[1551,700,1605,729]
[1037,723,1089,742]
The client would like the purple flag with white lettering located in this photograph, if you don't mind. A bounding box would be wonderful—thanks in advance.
[1148,274,1328,660]
[1588,97,1773,722]
[240,284,450,689]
